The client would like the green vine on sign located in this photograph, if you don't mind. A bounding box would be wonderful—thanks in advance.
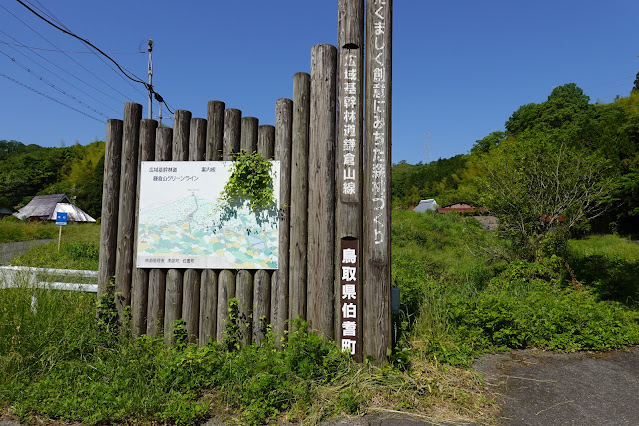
[220,150,275,210]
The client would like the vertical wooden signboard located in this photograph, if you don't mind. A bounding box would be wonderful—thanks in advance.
[364,0,392,363]
[339,237,361,362]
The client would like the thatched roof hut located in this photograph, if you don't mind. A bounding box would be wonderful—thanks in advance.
[13,194,96,223]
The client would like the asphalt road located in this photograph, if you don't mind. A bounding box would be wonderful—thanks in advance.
[474,346,639,425]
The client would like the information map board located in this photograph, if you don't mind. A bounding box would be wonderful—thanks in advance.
[136,161,280,270]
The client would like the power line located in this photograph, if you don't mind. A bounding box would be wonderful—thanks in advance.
[15,0,174,114]
[2,4,137,105]
[0,71,103,123]
[0,40,144,54]
[0,29,125,112]
[0,47,111,119]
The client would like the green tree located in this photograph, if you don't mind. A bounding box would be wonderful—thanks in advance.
[478,134,614,260]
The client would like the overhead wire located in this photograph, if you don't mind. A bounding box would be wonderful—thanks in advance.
[2,3,139,106]
[0,71,103,123]
[15,0,174,114]
[0,28,125,112]
[0,47,111,119]
[0,40,143,54]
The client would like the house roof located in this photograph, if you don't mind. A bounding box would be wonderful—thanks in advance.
[13,194,95,222]
[413,199,439,212]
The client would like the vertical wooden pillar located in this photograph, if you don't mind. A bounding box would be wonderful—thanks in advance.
[252,125,275,345]
[131,118,158,337]
[189,118,207,161]
[146,127,172,337]
[164,269,183,346]
[164,110,191,343]
[223,109,241,160]
[98,119,123,298]
[199,269,218,346]
[182,269,200,344]
[289,72,311,324]
[206,100,225,161]
[307,44,337,339]
[216,269,236,342]
[364,0,393,363]
[236,270,253,347]
[240,117,259,153]
[114,102,142,316]
[336,0,364,361]
[272,98,293,343]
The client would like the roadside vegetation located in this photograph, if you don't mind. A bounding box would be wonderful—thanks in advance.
[0,216,57,244]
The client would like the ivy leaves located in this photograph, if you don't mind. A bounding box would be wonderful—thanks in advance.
[220,150,275,210]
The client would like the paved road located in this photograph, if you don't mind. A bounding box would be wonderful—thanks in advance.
[474,347,639,425]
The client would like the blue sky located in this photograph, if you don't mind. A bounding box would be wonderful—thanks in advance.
[1,0,638,163]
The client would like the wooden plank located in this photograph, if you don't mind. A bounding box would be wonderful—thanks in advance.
[236,269,253,347]
[257,125,275,159]
[216,269,236,342]
[252,269,270,345]
[189,118,207,161]
[146,269,165,337]
[240,116,258,154]
[98,119,123,298]
[364,0,393,363]
[336,0,364,360]
[307,44,337,339]
[172,110,191,161]
[182,269,200,344]
[199,269,218,346]
[131,118,158,337]
[223,108,241,160]
[146,126,172,338]
[206,100,225,161]
[164,269,183,346]
[115,102,142,317]
[272,98,293,343]
[289,72,311,323]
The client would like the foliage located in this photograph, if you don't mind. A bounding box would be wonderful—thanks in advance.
[0,218,57,243]
[477,134,614,260]
[219,150,275,210]
[9,223,101,270]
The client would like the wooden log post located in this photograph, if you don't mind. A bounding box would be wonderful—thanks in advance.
[223,109,241,160]
[236,269,253,347]
[272,98,293,344]
[364,0,393,363]
[182,269,200,344]
[164,269,183,346]
[114,102,142,317]
[206,100,225,161]
[252,125,275,345]
[307,44,337,339]
[146,127,172,337]
[189,118,207,161]
[199,269,218,346]
[240,116,258,153]
[336,0,364,361]
[98,119,123,298]
[164,110,191,344]
[131,118,158,337]
[289,72,311,324]
[216,269,236,343]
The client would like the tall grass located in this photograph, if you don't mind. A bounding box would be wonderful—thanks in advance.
[9,223,100,270]
[393,210,639,366]
[0,218,57,243]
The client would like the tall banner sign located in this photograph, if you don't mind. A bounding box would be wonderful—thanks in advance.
[364,0,392,362]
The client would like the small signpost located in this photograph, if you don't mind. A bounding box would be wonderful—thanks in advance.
[56,212,67,252]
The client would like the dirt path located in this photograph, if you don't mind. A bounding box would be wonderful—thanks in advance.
[473,347,639,425]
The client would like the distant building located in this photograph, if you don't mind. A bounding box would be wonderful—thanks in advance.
[412,199,439,212]
[0,207,15,219]
[437,202,488,214]
[13,194,96,223]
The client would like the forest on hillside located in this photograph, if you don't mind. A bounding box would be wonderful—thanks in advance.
[0,140,104,218]
[392,83,639,238]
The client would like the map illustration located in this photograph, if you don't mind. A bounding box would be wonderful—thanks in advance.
[136,161,279,269]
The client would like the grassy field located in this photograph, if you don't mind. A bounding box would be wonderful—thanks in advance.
[0,218,58,244]
[2,214,639,424]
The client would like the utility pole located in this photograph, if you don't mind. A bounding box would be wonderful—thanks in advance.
[147,39,153,119]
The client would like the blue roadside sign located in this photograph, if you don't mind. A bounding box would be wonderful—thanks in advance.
[56,212,68,226]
